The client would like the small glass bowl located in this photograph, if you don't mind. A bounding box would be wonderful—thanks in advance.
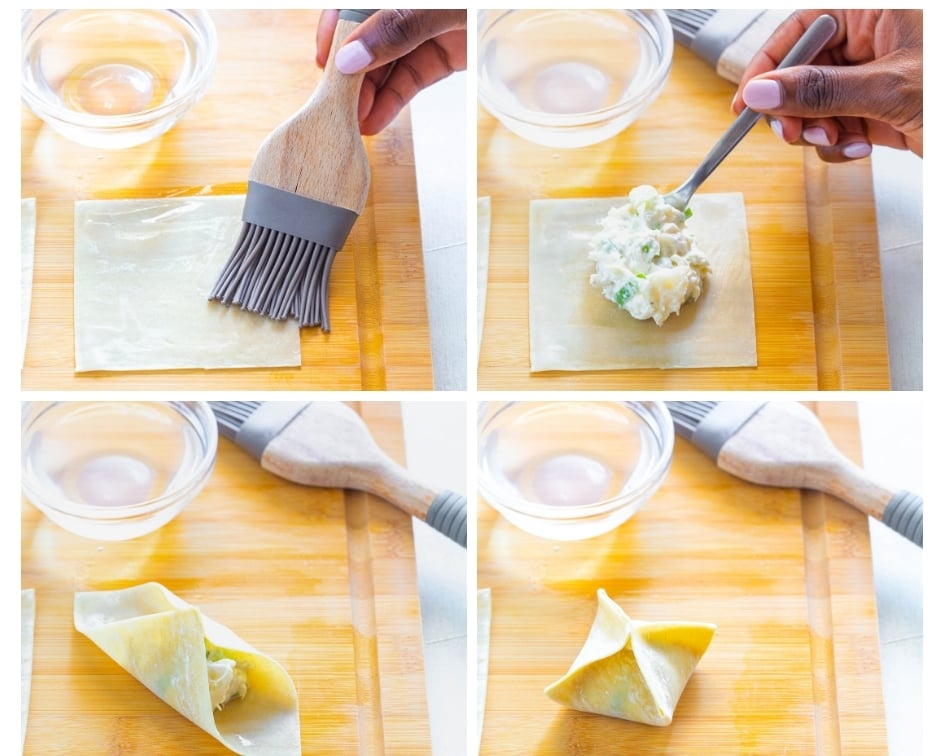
[478,401,673,540]
[21,9,217,149]
[21,402,218,541]
[477,9,673,148]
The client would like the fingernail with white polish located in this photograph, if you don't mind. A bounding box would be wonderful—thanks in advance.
[770,119,785,142]
[841,142,872,159]
[335,40,372,74]
[802,127,831,147]
[743,79,783,110]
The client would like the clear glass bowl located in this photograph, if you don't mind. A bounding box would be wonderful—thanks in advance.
[478,401,673,540]
[477,9,673,148]
[21,9,217,149]
[21,402,218,541]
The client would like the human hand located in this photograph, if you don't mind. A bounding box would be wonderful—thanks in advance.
[316,9,466,136]
[732,9,922,162]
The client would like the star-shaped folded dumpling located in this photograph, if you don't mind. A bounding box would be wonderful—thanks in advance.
[544,589,715,726]
[74,582,301,755]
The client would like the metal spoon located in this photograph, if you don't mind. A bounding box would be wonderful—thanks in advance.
[663,13,838,210]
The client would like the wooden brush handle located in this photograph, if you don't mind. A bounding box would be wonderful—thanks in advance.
[248,12,371,212]
[258,403,467,547]
[322,14,368,106]
[717,403,922,546]
[264,443,467,548]
[359,457,467,547]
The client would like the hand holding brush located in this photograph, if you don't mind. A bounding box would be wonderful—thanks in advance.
[210,10,375,330]
[316,9,467,135]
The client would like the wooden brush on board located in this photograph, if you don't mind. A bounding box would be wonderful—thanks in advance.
[667,401,922,547]
[209,10,374,330]
[210,401,467,548]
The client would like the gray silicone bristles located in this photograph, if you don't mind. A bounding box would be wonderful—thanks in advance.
[667,10,765,67]
[209,182,360,330]
[209,401,263,443]
[667,401,767,460]
[210,401,308,460]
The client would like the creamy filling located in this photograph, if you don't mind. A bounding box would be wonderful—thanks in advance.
[207,653,248,710]
[588,185,710,325]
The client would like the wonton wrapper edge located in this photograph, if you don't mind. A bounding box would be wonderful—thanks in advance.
[477,197,491,363]
[22,198,36,368]
[22,588,36,752]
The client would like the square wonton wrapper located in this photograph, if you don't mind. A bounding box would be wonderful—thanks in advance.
[74,195,301,372]
[529,194,757,372]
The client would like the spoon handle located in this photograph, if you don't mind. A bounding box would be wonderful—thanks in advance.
[671,13,838,208]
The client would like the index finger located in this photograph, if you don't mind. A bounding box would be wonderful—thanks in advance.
[315,9,340,69]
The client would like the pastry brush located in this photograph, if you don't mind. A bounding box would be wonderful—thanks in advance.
[210,401,467,547]
[667,9,793,84]
[209,10,374,330]
[667,401,922,547]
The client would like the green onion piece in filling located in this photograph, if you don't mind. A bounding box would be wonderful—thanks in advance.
[615,282,636,307]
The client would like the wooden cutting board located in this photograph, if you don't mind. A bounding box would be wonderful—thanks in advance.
[478,402,887,754]
[477,45,890,389]
[20,10,431,390]
[21,402,432,755]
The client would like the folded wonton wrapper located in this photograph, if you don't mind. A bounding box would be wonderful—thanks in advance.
[74,583,301,756]
[545,589,715,726]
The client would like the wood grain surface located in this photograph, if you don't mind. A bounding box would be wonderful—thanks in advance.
[478,402,886,754]
[21,402,433,755]
[477,44,890,389]
[21,10,432,390]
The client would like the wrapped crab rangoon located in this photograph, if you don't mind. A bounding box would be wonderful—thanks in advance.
[74,582,301,756]
[545,589,715,726]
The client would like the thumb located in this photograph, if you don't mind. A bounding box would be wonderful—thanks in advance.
[334,9,465,74]
[742,59,909,124]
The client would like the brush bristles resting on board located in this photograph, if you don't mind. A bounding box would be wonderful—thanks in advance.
[667,401,923,547]
[209,9,375,330]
